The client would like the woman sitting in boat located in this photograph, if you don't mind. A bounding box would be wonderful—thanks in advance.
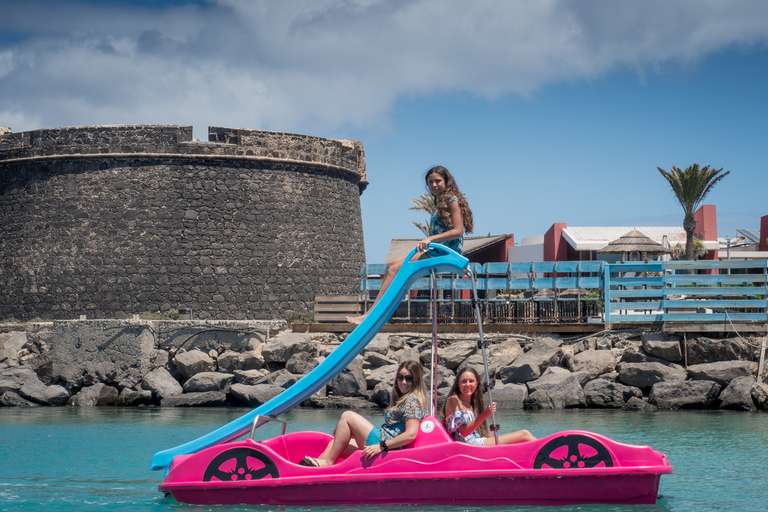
[301,360,428,467]
[442,366,536,446]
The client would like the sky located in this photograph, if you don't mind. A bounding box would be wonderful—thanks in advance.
[1,0,767,263]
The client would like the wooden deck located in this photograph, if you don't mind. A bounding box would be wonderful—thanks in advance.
[292,322,606,334]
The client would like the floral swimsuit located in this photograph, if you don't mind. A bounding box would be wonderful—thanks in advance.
[444,409,487,446]
[428,196,463,255]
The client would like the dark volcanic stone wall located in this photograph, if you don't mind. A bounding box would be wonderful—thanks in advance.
[0,125,367,321]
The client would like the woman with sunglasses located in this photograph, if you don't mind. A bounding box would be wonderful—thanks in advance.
[441,366,535,446]
[301,360,427,466]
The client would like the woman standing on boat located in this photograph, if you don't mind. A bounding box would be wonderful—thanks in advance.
[442,366,535,446]
[301,360,427,466]
[346,165,473,325]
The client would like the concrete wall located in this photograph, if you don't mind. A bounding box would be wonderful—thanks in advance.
[508,236,545,263]
[0,125,367,321]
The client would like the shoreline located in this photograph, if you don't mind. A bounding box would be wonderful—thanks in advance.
[1,320,767,412]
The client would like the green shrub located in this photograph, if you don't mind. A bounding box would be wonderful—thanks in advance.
[586,289,604,311]
[285,309,312,327]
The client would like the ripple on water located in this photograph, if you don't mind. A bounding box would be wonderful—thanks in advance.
[1,407,767,512]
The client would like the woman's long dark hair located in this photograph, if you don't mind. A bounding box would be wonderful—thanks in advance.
[425,165,474,234]
[389,360,427,411]
[441,366,491,437]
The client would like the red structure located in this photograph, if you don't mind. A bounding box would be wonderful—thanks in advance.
[694,205,718,262]
[543,205,726,263]
[544,223,568,262]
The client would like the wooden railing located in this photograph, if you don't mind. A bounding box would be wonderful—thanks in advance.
[360,261,604,325]
[604,260,768,332]
[603,261,665,325]
[353,259,768,331]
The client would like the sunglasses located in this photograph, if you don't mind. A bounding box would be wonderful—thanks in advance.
[396,374,414,383]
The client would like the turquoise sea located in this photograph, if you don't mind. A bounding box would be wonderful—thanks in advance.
[1,406,766,512]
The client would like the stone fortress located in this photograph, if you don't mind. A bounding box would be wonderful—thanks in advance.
[0,125,367,321]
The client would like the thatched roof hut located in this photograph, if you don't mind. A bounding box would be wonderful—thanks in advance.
[596,229,671,261]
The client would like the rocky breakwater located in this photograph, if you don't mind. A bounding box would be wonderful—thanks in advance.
[1,321,767,412]
[0,320,281,407]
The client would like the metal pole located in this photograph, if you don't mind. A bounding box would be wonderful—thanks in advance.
[430,269,438,417]
[468,268,499,444]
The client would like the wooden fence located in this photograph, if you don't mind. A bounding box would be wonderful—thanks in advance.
[347,259,768,331]
[359,261,604,325]
[604,259,768,333]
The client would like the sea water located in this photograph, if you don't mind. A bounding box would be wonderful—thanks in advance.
[1,406,766,512]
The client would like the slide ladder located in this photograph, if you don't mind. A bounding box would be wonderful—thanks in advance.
[151,244,469,472]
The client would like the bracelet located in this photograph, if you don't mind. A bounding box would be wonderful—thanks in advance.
[379,439,388,452]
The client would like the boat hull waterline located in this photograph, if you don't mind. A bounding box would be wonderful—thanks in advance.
[159,418,672,506]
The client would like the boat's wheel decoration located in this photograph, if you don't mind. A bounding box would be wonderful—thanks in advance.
[533,434,614,470]
[203,448,279,482]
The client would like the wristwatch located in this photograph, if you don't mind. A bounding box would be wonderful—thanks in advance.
[379,439,388,452]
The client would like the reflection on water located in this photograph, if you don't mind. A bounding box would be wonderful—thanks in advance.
[0,407,766,512]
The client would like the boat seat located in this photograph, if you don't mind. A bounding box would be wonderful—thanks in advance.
[408,417,454,448]
[258,431,335,465]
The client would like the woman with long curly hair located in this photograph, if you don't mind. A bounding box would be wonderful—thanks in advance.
[442,366,535,446]
[347,165,473,325]
[301,360,427,466]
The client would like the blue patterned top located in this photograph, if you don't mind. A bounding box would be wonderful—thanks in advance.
[380,394,427,442]
[429,196,463,255]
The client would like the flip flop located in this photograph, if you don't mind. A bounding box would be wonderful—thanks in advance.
[300,456,322,467]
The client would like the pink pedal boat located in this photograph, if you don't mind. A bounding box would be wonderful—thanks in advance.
[159,414,672,506]
[153,245,672,506]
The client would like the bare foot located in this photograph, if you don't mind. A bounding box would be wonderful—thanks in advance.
[346,314,365,325]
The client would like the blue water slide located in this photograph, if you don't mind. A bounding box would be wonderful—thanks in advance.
[151,244,469,472]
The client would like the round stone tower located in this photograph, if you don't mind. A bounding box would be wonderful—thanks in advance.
[0,125,367,320]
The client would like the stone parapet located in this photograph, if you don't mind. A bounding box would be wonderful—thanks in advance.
[0,125,193,158]
[0,125,365,186]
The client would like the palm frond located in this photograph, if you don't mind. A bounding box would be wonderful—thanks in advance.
[657,164,730,214]
[409,193,435,238]
[412,221,430,237]
[409,193,436,214]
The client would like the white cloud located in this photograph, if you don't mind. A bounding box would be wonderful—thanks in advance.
[1,0,767,134]
[0,50,14,79]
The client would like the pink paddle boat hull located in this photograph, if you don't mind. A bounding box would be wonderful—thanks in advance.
[159,417,672,506]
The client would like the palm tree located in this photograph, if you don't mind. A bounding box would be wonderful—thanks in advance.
[409,193,435,237]
[657,164,730,260]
